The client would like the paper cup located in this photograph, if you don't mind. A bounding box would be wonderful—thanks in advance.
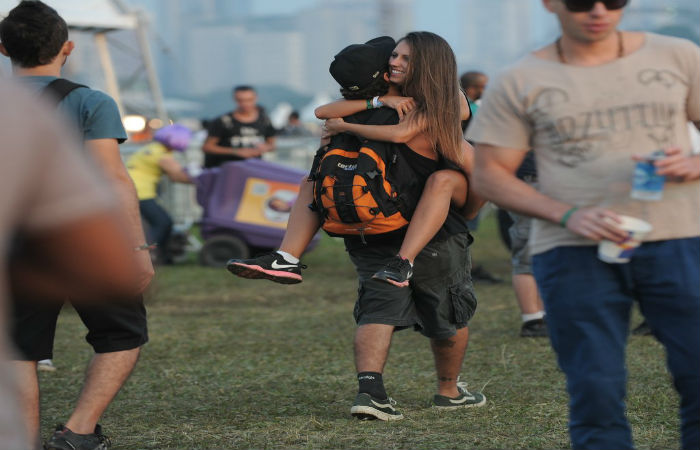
[597,215,653,264]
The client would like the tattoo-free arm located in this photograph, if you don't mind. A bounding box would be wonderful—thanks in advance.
[315,99,367,119]
[457,140,485,220]
[325,112,425,143]
[87,138,154,292]
[11,212,142,301]
[315,96,416,120]
[159,154,192,183]
[473,143,628,242]
[459,91,471,121]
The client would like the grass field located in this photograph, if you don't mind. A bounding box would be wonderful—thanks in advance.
[39,213,680,449]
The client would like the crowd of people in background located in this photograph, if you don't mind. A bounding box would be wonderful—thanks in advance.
[1,0,698,449]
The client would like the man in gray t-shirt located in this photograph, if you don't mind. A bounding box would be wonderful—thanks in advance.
[469,1,699,449]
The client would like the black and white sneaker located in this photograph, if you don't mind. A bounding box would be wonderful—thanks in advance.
[372,256,413,287]
[432,381,486,410]
[520,318,548,338]
[350,392,404,421]
[45,424,111,450]
[226,252,306,284]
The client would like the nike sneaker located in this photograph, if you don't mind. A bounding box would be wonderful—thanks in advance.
[371,256,412,287]
[350,392,404,421]
[432,380,486,410]
[226,252,306,284]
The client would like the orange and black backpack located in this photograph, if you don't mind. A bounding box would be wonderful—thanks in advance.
[310,111,421,240]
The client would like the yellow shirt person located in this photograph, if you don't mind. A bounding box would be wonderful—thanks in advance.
[126,124,193,264]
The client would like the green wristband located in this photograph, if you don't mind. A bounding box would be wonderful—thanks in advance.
[366,99,372,110]
[559,207,578,228]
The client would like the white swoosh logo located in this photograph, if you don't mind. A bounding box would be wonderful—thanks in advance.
[371,399,395,410]
[271,261,297,269]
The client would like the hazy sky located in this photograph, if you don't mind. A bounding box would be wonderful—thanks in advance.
[250,0,317,15]
[249,0,472,60]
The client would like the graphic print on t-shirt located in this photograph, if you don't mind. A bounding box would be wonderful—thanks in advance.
[229,126,265,148]
[530,68,684,168]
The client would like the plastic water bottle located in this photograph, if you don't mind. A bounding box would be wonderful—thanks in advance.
[630,150,665,201]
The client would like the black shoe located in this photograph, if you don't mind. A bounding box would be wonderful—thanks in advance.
[470,265,503,284]
[372,256,413,287]
[226,252,306,284]
[520,318,548,338]
[45,424,111,450]
[350,393,404,421]
[631,320,653,336]
[432,380,487,409]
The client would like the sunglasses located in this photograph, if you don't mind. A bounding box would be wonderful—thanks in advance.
[561,0,629,12]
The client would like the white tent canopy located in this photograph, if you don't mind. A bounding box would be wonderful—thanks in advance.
[1,0,166,120]
[0,0,136,31]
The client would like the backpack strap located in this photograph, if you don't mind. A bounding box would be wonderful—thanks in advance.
[40,78,86,106]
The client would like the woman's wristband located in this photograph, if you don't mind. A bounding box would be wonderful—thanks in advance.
[366,97,384,110]
[559,207,578,228]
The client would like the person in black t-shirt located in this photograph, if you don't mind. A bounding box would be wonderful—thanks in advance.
[201,85,276,168]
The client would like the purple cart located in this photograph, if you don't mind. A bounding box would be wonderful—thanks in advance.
[195,158,319,267]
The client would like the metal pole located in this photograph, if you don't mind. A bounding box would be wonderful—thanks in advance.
[94,31,124,115]
[134,9,168,122]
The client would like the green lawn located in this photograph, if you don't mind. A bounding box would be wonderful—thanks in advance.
[40,213,679,449]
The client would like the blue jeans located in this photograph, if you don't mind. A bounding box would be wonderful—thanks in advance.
[139,198,173,252]
[533,238,700,450]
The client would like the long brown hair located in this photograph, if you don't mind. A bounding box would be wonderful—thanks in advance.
[398,31,463,163]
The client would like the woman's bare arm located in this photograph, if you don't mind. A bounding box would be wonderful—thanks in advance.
[459,90,471,121]
[457,140,486,219]
[324,112,426,143]
[315,96,415,120]
[315,99,367,119]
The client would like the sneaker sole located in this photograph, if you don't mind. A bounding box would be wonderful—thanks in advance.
[520,331,548,338]
[227,263,302,284]
[350,405,404,421]
[371,275,409,288]
[432,395,487,410]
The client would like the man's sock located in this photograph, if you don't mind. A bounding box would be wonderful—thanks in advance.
[357,372,388,400]
[276,250,299,264]
[522,311,545,322]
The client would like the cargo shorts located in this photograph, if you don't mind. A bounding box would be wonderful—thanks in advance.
[508,177,537,275]
[347,232,477,339]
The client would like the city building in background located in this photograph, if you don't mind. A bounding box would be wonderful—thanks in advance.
[4,0,697,124]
